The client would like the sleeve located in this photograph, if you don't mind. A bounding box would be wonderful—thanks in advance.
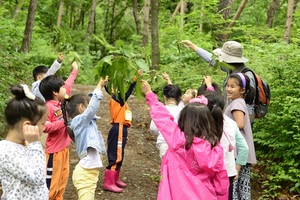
[45,60,62,77]
[196,48,215,65]
[44,119,65,133]
[149,120,159,135]
[244,71,256,89]
[235,128,249,165]
[79,89,103,126]
[146,92,185,150]
[2,142,46,185]
[229,99,246,114]
[64,68,78,95]
[212,168,230,200]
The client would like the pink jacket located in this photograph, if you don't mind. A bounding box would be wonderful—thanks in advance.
[146,92,229,200]
[44,69,78,153]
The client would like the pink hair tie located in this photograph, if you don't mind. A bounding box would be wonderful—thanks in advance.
[189,95,208,105]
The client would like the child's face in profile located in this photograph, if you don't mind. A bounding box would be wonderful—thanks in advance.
[181,89,196,105]
[57,86,67,101]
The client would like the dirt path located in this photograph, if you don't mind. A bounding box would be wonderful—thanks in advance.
[64,84,161,200]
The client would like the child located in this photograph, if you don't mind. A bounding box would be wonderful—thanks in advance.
[0,84,48,199]
[61,76,108,199]
[149,84,182,158]
[141,80,229,200]
[39,61,78,200]
[32,53,64,102]
[162,72,196,107]
[224,73,256,200]
[181,40,256,123]
[204,92,249,200]
[103,70,143,193]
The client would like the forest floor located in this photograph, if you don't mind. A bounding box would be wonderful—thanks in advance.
[0,84,298,199]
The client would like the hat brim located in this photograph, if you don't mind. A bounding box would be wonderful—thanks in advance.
[212,48,248,63]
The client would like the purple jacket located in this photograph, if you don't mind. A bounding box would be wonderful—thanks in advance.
[146,92,229,200]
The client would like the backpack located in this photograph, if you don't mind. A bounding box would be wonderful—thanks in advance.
[242,68,271,118]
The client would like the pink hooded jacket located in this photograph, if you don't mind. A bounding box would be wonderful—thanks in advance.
[146,92,229,200]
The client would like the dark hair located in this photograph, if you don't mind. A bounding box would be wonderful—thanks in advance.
[61,93,89,141]
[198,82,222,96]
[39,75,65,101]
[177,103,219,149]
[229,73,255,104]
[162,84,182,104]
[5,85,47,128]
[204,93,225,140]
[33,65,48,81]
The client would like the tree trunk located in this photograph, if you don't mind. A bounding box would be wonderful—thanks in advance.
[143,0,150,46]
[12,0,25,19]
[266,0,280,28]
[224,0,248,40]
[133,0,141,35]
[212,0,234,48]
[150,0,160,70]
[20,0,38,52]
[199,0,205,32]
[180,0,185,28]
[284,0,294,43]
[88,0,97,36]
[56,0,64,28]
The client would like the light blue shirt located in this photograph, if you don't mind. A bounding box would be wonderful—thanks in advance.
[70,88,106,162]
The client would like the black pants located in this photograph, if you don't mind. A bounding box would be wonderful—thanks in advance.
[106,123,128,171]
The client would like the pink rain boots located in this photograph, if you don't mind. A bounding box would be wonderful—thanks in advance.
[103,169,122,193]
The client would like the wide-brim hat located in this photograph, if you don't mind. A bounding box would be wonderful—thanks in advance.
[212,41,248,63]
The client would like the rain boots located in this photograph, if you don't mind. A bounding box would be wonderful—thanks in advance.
[115,168,127,188]
[103,169,122,193]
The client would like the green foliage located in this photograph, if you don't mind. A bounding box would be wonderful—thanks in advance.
[94,35,149,100]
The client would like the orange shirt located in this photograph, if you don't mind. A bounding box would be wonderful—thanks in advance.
[109,98,131,127]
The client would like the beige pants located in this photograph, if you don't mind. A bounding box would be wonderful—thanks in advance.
[72,164,99,200]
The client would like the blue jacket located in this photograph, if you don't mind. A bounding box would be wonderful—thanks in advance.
[70,88,106,159]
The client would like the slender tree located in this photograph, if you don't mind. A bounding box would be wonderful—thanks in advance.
[143,0,150,46]
[21,0,38,52]
[57,0,64,28]
[284,0,294,43]
[88,0,97,36]
[150,0,160,69]
[12,0,25,19]
[133,0,141,35]
[266,0,280,28]
[224,0,248,40]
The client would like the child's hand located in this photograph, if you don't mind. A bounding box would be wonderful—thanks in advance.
[180,40,193,47]
[57,53,64,62]
[23,124,40,143]
[137,69,143,76]
[98,76,109,89]
[203,76,213,87]
[72,61,78,71]
[162,72,172,84]
[141,80,152,95]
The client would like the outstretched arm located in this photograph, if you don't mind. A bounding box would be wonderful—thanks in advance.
[181,40,215,66]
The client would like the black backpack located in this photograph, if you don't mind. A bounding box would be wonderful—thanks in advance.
[242,68,271,118]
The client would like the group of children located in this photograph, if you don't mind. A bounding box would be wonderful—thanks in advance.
[0,39,257,200]
[147,40,257,200]
[0,54,140,200]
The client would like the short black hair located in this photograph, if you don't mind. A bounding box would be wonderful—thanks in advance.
[39,75,65,101]
[33,65,48,81]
